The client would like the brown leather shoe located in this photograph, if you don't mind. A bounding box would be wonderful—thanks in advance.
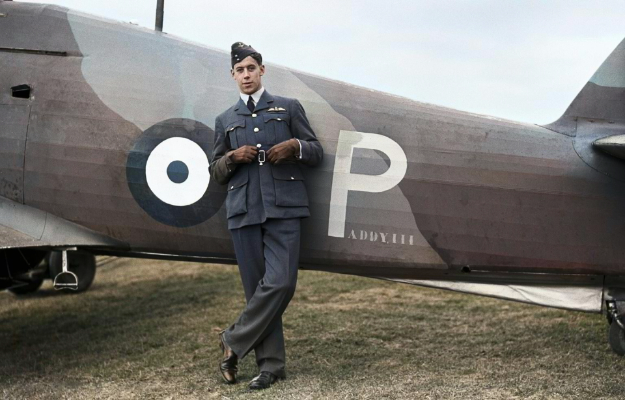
[218,330,238,384]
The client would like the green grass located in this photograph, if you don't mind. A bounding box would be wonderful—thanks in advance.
[0,257,621,399]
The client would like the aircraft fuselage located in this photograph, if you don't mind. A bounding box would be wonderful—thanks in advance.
[1,2,624,307]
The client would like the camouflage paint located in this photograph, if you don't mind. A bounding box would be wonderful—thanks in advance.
[3,2,625,312]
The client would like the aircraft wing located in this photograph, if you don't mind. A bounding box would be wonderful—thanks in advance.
[0,195,128,251]
[0,224,44,249]
[389,278,603,313]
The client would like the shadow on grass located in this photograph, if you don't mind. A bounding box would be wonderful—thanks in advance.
[0,261,241,380]
[0,259,622,399]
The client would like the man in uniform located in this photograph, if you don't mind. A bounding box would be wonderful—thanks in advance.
[209,42,323,390]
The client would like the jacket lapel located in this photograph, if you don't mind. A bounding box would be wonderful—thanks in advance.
[254,91,274,113]
[234,98,252,116]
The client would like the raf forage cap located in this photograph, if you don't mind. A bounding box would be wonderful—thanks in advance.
[231,42,261,67]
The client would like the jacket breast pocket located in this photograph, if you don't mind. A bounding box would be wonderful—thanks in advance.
[226,168,249,218]
[226,119,246,149]
[263,113,291,143]
[271,164,308,207]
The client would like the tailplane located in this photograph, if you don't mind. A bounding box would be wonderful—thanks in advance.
[544,38,625,136]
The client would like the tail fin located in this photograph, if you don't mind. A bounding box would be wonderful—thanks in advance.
[544,38,625,136]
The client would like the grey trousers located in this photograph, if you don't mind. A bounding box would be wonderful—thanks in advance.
[223,218,301,378]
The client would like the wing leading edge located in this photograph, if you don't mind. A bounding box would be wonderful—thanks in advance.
[0,195,128,251]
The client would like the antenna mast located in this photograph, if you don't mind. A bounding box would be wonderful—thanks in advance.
[155,0,164,32]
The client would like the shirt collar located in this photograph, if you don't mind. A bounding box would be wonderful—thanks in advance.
[239,86,265,105]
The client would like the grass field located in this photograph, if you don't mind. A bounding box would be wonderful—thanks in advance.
[0,257,622,399]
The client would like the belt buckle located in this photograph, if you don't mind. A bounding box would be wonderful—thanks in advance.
[258,150,265,165]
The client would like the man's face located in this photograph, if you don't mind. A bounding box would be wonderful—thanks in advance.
[231,56,265,95]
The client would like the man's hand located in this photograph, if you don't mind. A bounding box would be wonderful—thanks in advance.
[229,145,259,164]
[267,139,298,165]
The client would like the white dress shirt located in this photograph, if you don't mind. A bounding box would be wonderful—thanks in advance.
[239,86,265,105]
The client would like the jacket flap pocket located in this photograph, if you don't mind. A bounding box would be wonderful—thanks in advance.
[271,164,304,181]
[226,119,246,132]
[263,113,290,125]
[228,168,249,190]
[226,120,245,148]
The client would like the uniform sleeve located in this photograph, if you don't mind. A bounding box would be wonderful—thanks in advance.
[289,99,323,167]
[209,116,237,185]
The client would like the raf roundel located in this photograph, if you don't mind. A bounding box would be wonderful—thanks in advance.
[126,118,226,227]
[145,137,209,206]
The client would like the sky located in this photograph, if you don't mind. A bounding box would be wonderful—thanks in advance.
[18,0,625,125]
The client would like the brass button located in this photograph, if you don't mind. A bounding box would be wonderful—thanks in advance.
[230,186,234,189]
[277,118,282,121]
[291,177,294,180]
[254,127,259,132]
[252,113,257,117]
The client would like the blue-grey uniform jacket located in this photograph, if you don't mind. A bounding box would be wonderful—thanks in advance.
[209,91,323,230]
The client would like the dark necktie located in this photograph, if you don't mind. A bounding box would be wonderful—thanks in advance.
[247,96,255,112]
